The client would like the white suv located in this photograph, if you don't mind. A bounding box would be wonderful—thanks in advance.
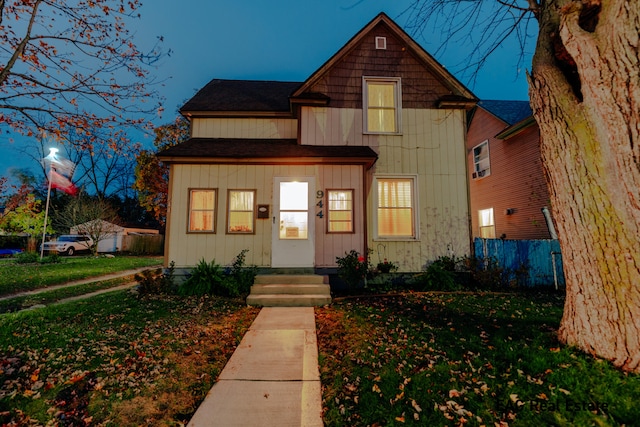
[41,235,93,256]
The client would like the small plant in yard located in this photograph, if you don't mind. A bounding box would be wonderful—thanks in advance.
[336,250,372,290]
[14,251,39,264]
[465,255,508,290]
[375,259,397,274]
[409,259,460,291]
[225,249,257,297]
[179,250,257,297]
[135,261,176,296]
[39,253,61,264]
[179,258,226,296]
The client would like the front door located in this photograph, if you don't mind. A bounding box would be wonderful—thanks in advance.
[272,177,315,267]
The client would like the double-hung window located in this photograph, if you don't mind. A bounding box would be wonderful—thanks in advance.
[327,189,354,233]
[363,77,401,134]
[188,189,216,233]
[478,208,496,238]
[227,190,256,234]
[375,176,417,239]
[472,140,491,179]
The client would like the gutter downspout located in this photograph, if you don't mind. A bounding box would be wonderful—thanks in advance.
[542,207,560,289]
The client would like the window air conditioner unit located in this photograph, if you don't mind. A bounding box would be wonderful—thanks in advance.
[473,169,488,179]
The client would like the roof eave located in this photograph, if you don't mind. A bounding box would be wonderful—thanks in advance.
[156,155,377,169]
[437,98,478,110]
[495,116,537,140]
[180,110,294,119]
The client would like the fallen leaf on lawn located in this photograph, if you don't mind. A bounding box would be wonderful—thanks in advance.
[411,399,422,412]
[558,388,571,395]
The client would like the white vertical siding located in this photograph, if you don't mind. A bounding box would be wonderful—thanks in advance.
[300,107,363,146]
[191,118,298,139]
[297,106,471,271]
[367,109,470,271]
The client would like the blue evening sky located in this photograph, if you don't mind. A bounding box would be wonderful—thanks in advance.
[1,0,534,181]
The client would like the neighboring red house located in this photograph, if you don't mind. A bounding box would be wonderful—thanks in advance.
[467,100,554,240]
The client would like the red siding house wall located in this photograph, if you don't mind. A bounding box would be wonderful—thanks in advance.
[467,100,553,240]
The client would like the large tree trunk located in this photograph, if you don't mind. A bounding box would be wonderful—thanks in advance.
[528,0,640,371]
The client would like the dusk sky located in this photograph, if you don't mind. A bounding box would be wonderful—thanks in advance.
[1,0,535,181]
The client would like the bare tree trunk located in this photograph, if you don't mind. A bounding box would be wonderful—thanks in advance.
[529,0,640,371]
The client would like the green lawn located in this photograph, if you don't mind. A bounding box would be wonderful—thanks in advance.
[316,292,640,426]
[0,255,162,296]
[2,286,638,426]
[0,292,259,426]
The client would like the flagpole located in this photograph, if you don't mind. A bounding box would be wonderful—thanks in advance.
[40,148,57,260]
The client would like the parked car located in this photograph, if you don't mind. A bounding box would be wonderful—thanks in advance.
[41,235,93,256]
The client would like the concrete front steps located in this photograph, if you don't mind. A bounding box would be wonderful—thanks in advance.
[247,274,331,307]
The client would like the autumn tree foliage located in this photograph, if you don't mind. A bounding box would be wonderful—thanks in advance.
[0,0,163,145]
[133,117,189,226]
[406,0,640,372]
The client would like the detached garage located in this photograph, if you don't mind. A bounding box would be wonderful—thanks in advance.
[70,220,160,253]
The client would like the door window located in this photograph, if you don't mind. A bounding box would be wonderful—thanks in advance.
[279,182,308,239]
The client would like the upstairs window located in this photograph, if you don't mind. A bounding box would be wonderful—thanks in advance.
[227,190,255,234]
[327,189,354,233]
[473,140,491,179]
[363,77,401,134]
[189,189,216,233]
[375,176,417,239]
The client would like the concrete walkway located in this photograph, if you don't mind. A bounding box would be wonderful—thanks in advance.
[188,307,323,427]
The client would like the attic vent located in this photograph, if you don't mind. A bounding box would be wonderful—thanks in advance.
[375,36,387,50]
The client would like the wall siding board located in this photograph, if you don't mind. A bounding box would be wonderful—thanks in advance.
[192,118,298,139]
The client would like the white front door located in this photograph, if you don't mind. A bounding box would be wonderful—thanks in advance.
[272,177,315,267]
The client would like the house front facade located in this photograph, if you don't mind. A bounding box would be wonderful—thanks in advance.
[467,100,554,240]
[158,13,477,278]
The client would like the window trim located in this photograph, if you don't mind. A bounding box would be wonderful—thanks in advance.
[363,76,402,135]
[187,188,217,234]
[472,140,491,179]
[226,189,256,235]
[373,175,419,241]
[326,188,355,234]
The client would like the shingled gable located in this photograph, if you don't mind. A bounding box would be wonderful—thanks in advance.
[291,12,477,109]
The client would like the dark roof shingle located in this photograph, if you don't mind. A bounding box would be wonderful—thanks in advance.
[478,100,532,125]
[180,79,302,113]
